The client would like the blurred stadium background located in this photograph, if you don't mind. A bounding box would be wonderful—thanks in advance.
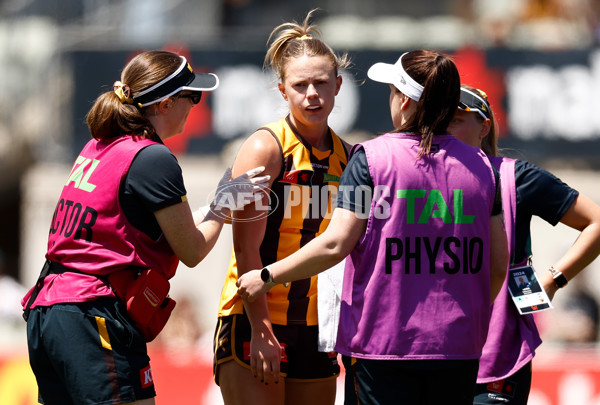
[1,1,600,404]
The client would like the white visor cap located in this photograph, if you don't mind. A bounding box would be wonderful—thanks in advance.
[367,52,424,102]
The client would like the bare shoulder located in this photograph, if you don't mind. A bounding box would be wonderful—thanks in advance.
[232,129,282,179]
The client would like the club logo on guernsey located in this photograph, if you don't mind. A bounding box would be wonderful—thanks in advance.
[280,170,314,186]
[386,189,483,275]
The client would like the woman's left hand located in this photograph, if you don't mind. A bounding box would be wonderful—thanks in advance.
[237,270,271,302]
[213,166,270,211]
[540,271,559,301]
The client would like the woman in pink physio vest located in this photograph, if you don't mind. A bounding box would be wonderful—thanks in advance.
[237,50,509,405]
[448,84,600,405]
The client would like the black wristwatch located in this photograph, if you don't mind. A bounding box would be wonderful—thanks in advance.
[548,266,568,288]
[261,267,277,287]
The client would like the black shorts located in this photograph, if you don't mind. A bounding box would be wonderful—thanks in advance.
[213,314,340,384]
[342,355,358,405]
[474,362,532,405]
[351,357,479,405]
[27,297,155,405]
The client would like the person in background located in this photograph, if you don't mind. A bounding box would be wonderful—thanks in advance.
[448,84,600,405]
[22,50,268,405]
[213,10,350,405]
[237,50,508,405]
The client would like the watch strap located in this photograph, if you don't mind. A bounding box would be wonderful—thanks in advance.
[260,267,290,288]
[548,266,568,288]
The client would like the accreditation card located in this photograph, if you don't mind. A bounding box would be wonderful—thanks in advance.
[506,265,553,314]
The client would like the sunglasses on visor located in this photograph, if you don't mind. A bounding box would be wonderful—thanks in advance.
[177,92,202,105]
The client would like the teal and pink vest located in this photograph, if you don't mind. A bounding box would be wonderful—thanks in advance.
[22,136,179,308]
[477,156,542,382]
[335,133,497,360]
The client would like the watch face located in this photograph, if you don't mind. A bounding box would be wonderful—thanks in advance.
[554,273,568,288]
[261,268,270,282]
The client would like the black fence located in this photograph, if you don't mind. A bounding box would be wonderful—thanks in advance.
[70,47,600,168]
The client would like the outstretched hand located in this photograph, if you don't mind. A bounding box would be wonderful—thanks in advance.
[213,166,269,211]
[237,269,271,302]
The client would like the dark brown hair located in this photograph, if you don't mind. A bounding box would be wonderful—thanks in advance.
[85,51,182,140]
[395,50,460,157]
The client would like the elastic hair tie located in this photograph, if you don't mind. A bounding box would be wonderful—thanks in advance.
[113,81,133,105]
[298,34,312,41]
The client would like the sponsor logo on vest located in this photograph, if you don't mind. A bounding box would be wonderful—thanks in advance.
[65,156,99,192]
[140,365,153,388]
[397,189,475,224]
[336,187,478,222]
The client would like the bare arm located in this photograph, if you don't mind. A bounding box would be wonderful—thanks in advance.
[237,207,366,300]
[230,129,286,384]
[271,207,365,282]
[155,200,230,267]
[539,194,600,299]
[155,166,268,268]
